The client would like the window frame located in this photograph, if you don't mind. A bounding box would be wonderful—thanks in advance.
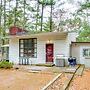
[19,38,37,58]
[83,48,90,57]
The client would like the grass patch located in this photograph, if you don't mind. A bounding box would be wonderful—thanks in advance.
[0,61,13,69]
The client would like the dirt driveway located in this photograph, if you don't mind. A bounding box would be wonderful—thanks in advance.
[0,69,57,90]
[69,69,90,90]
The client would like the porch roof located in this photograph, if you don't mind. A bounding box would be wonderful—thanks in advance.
[10,31,68,40]
[72,42,90,43]
[71,42,90,46]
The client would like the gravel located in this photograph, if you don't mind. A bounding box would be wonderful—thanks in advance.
[45,73,73,90]
[68,69,90,90]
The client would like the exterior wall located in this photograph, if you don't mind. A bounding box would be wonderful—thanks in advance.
[71,43,90,67]
[9,32,77,65]
[9,38,19,64]
[54,40,69,65]
[65,32,78,64]
[80,45,90,67]
[66,32,78,56]
[9,38,46,64]
[9,37,70,65]
[71,44,80,64]
[67,32,78,44]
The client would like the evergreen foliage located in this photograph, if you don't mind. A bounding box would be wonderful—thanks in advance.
[0,61,13,69]
[77,21,90,42]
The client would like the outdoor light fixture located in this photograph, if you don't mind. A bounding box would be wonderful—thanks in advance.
[47,40,52,43]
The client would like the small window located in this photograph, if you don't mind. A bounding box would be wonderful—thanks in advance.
[83,49,90,57]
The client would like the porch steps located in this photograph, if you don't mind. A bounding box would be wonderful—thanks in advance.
[75,64,85,76]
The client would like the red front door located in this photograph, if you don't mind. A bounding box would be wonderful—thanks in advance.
[46,44,53,62]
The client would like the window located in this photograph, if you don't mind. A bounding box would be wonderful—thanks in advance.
[19,38,37,58]
[83,49,90,57]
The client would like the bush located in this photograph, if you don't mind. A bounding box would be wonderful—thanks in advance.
[0,61,13,69]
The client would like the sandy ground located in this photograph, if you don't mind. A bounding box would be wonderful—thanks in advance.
[0,69,57,90]
[69,69,90,90]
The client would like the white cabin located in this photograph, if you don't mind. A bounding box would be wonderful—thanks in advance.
[9,32,77,65]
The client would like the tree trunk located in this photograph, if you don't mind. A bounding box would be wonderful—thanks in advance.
[14,0,18,25]
[36,0,39,31]
[41,4,44,31]
[23,0,26,29]
[2,0,6,57]
[50,0,53,32]
[0,0,2,56]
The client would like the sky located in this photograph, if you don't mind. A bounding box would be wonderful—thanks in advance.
[42,0,79,20]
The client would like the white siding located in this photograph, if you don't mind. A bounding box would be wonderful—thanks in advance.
[9,38,46,64]
[71,43,90,67]
[67,32,78,44]
[9,32,76,65]
[36,40,46,64]
[66,32,78,57]
[71,45,80,64]
[9,38,69,65]
[54,40,69,65]
[80,46,90,67]
[9,38,19,64]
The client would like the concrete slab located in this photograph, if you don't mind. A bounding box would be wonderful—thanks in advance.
[27,66,50,71]
[14,65,50,72]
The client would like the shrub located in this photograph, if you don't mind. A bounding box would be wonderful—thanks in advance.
[0,61,13,69]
